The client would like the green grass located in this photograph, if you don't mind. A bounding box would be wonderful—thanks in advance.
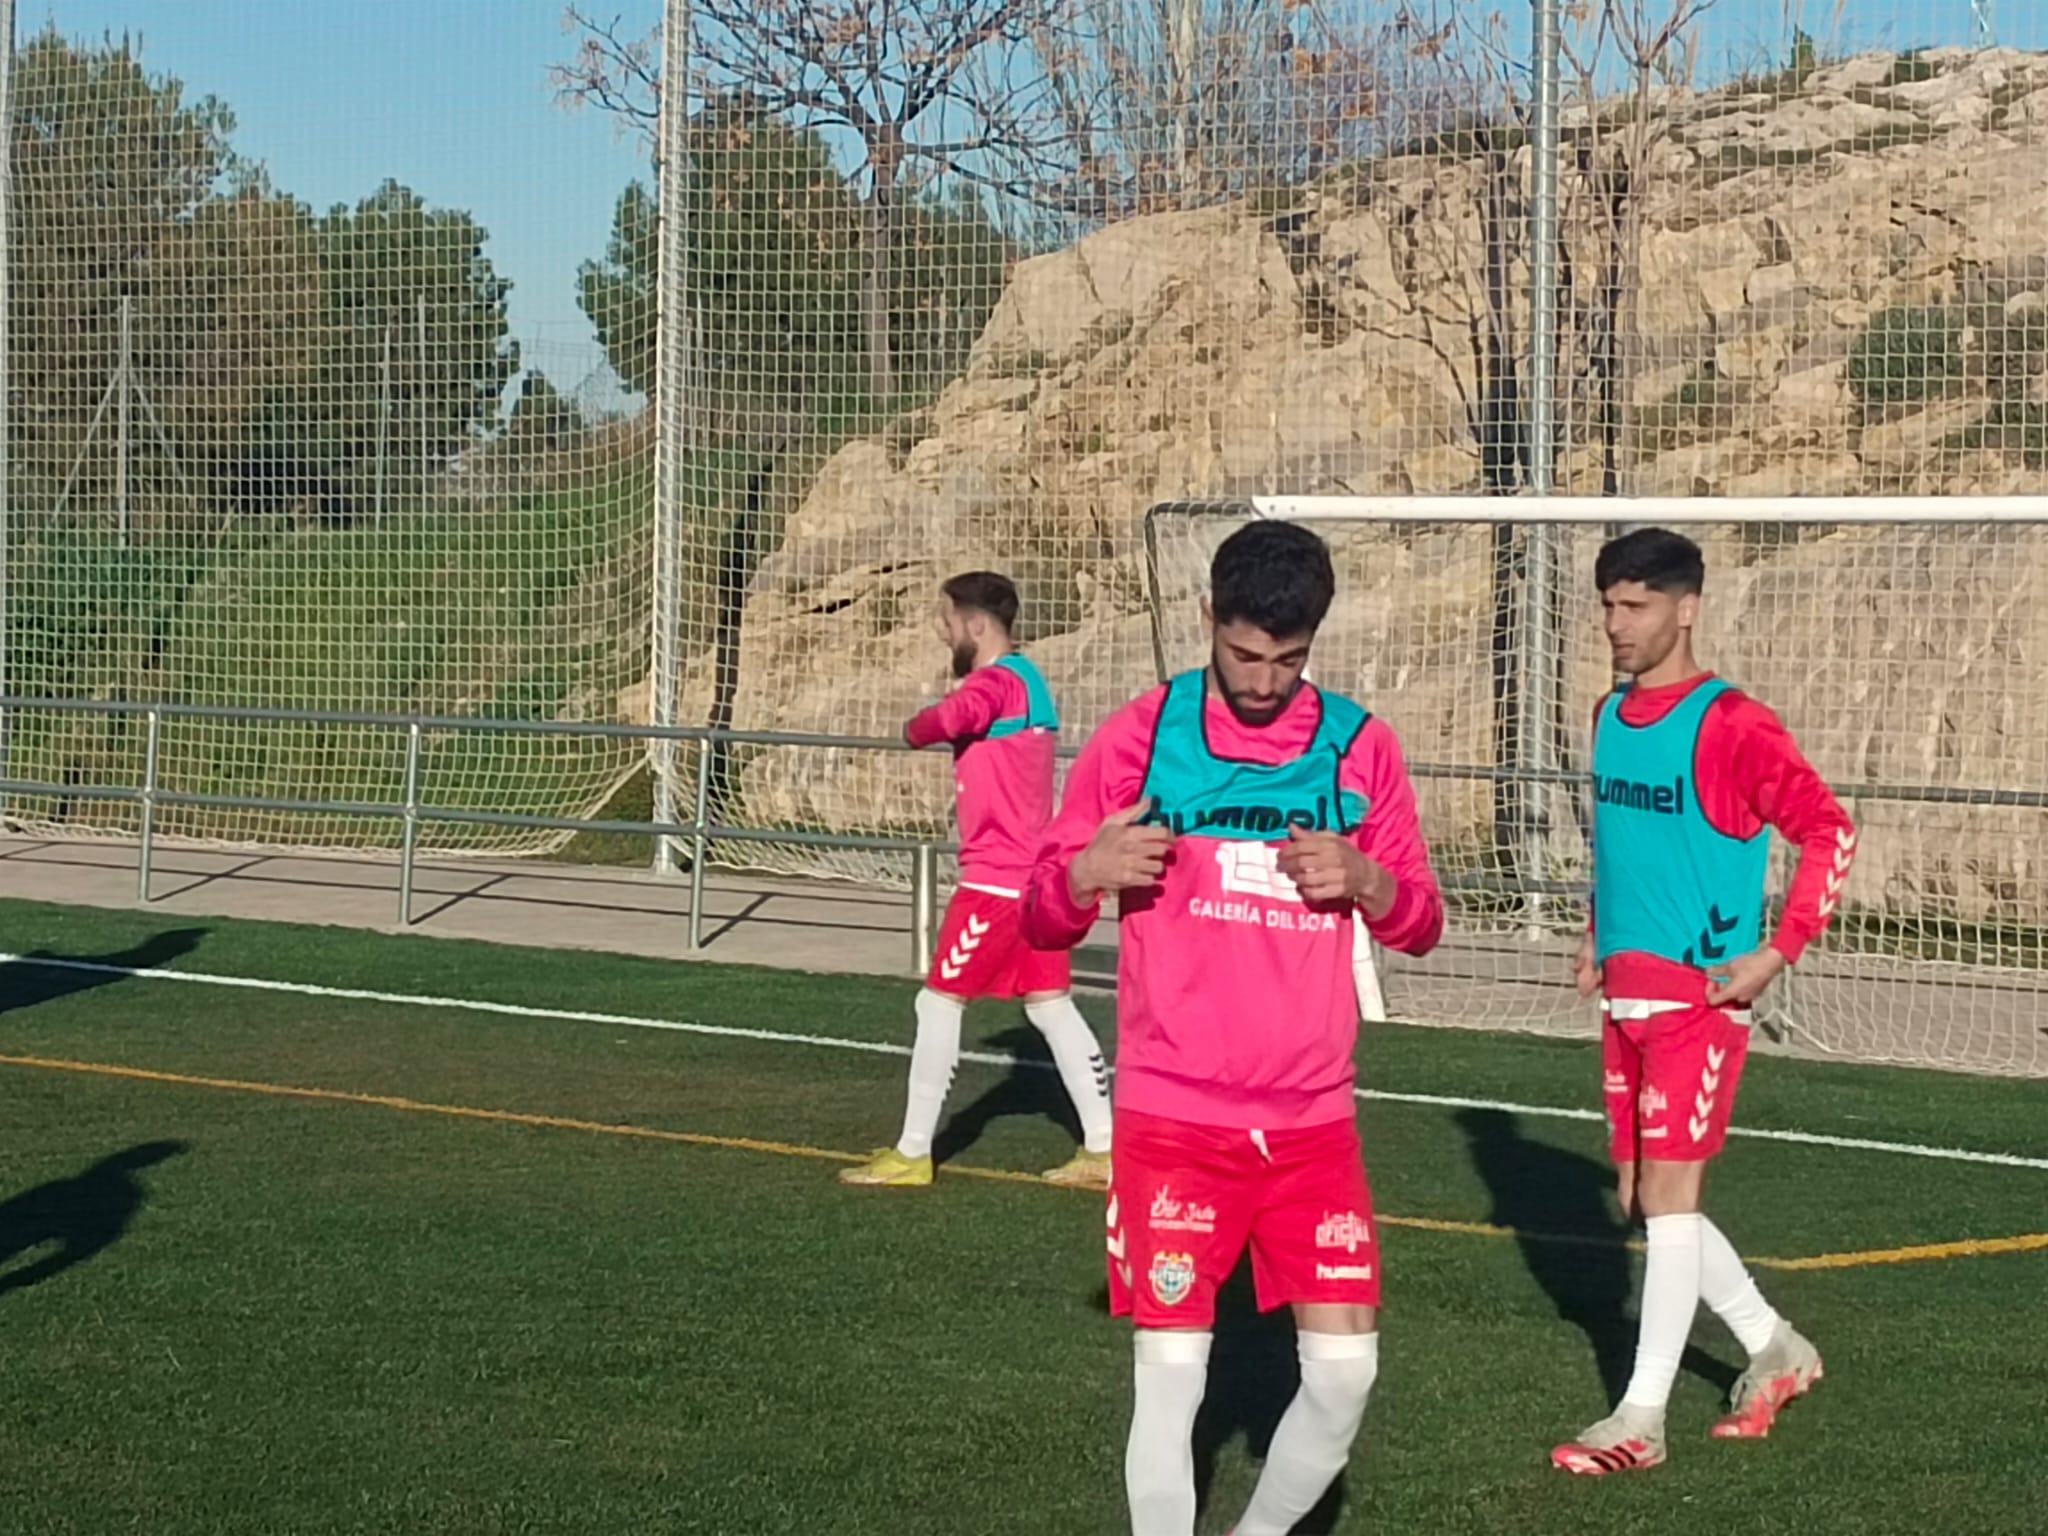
[5,457,654,850]
[1,897,2045,1534]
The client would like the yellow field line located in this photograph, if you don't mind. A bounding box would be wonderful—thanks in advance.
[1756,1232,2048,1271]
[0,1053,1050,1186]
[4,1052,2041,1273]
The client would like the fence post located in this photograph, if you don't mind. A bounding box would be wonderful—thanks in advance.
[911,843,937,978]
[398,721,422,925]
[136,707,161,902]
[686,735,713,952]
[1520,0,1566,934]
[649,0,695,880]
[0,0,16,823]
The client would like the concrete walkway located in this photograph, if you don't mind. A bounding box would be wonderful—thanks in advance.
[0,835,1120,987]
[4,835,2037,1077]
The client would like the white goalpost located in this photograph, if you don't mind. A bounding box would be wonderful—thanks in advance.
[1142,495,2048,1077]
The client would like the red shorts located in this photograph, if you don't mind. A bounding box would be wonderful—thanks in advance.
[1602,1002,1753,1163]
[1106,1108,1381,1328]
[926,886,1070,999]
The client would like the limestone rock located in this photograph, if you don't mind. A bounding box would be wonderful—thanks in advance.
[689,47,2048,927]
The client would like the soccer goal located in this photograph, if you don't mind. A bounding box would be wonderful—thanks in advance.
[1141,495,2048,1078]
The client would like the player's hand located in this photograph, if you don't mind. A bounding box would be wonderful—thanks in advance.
[1703,946,1786,1007]
[1278,827,1393,914]
[1070,799,1174,903]
[1574,932,1602,998]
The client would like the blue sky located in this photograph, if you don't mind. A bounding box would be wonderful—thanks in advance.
[20,0,2034,391]
[1640,0,2027,71]
[29,0,661,394]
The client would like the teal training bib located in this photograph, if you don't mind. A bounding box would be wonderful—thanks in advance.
[1139,670,1371,842]
[985,653,1059,739]
[1591,677,1768,970]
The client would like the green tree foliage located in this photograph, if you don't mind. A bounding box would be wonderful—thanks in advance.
[1849,306,1966,407]
[506,370,588,455]
[578,95,1011,441]
[7,30,518,532]
[255,179,519,512]
[578,181,658,399]
[6,28,319,527]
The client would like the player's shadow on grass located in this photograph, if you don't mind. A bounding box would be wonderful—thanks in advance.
[931,1023,1083,1166]
[0,928,207,1017]
[0,1141,188,1298]
[1456,1108,1736,1404]
[1189,1266,1350,1534]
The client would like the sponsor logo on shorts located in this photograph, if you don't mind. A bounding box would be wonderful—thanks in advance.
[1149,1251,1196,1307]
[1638,1084,1667,1119]
[1149,1187,1217,1235]
[1315,1263,1374,1282]
[1603,1070,1629,1096]
[1315,1210,1373,1254]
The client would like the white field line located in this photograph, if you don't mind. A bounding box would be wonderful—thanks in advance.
[5,952,2046,1172]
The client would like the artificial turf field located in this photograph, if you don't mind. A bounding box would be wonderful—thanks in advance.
[1,896,2043,1535]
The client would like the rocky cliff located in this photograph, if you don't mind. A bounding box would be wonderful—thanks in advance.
[703,47,2048,930]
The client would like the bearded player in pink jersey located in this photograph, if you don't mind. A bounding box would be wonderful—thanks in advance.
[1024,521,1444,1536]
[840,571,1115,1191]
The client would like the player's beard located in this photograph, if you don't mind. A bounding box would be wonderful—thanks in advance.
[950,640,978,679]
[1210,651,1297,727]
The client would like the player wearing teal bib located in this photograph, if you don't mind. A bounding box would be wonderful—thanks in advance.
[839,572,1114,1191]
[1026,522,1445,1536]
[1554,529,1857,1476]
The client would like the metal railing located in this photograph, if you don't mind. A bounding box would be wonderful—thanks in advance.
[0,694,973,973]
[3,694,2043,977]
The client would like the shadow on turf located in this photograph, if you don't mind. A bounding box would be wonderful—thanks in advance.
[1081,1271,1349,1532]
[0,929,207,1016]
[1455,1107,1738,1404]
[932,1024,1085,1166]
[0,1141,188,1297]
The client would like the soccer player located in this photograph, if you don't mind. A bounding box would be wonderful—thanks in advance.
[1023,521,1444,1536]
[839,571,1114,1190]
[1552,527,1856,1475]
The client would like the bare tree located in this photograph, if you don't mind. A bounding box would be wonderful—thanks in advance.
[553,2,1071,403]
[1559,0,1720,495]
[1008,0,1461,233]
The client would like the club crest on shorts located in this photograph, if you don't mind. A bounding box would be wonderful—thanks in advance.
[1149,1250,1196,1307]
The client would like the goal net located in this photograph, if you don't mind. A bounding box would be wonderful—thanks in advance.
[1143,495,2048,1077]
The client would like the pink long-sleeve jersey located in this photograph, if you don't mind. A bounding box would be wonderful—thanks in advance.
[904,657,1057,892]
[1023,676,1445,1131]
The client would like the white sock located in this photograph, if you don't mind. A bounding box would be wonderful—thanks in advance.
[1024,996,1114,1154]
[1620,1212,1703,1417]
[1698,1216,1783,1358]
[894,989,962,1159]
[1127,1329,1211,1536]
[1237,1331,1379,1536]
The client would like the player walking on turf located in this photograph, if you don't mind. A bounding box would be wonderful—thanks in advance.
[1552,527,1856,1475]
[840,571,1114,1191]
[1024,521,1444,1536]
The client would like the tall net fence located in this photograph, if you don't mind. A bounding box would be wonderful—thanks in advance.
[0,5,653,852]
[2,3,2045,1065]
[660,0,2048,883]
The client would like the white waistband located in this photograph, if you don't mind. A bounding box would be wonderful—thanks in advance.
[1604,997,1754,1027]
